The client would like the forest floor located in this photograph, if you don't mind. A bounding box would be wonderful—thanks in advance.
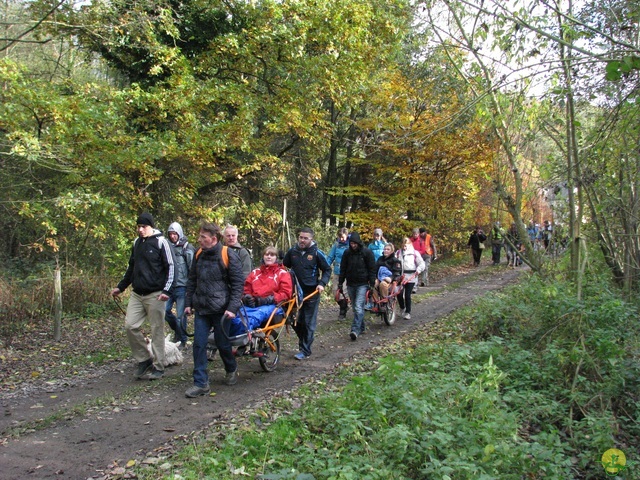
[0,259,524,480]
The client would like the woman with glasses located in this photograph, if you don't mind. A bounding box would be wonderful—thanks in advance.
[241,246,293,307]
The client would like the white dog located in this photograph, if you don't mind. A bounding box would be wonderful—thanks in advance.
[145,334,184,367]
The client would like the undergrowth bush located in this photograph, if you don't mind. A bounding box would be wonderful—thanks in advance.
[459,270,640,477]
[0,268,119,346]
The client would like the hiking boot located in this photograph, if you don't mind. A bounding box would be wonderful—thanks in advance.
[135,358,153,379]
[350,331,358,341]
[185,384,211,398]
[224,369,238,386]
[148,367,164,380]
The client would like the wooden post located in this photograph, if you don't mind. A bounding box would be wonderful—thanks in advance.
[53,265,62,341]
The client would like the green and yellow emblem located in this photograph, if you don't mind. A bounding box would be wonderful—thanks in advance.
[601,448,626,476]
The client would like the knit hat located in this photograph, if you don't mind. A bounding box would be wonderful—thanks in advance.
[137,212,154,228]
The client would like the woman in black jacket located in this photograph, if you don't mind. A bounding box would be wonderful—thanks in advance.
[373,243,403,299]
[468,226,487,267]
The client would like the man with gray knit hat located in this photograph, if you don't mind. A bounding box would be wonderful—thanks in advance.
[165,222,195,349]
[111,213,175,380]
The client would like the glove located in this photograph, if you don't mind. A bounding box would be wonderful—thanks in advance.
[242,294,256,308]
[256,295,274,306]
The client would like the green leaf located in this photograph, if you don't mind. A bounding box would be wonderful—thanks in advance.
[605,61,622,81]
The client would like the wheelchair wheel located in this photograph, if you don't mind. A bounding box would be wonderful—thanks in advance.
[384,297,399,326]
[258,331,280,372]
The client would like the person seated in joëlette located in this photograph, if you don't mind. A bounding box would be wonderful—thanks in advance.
[242,245,293,307]
[372,243,403,301]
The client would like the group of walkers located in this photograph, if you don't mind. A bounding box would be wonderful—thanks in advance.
[110,214,440,397]
[467,219,555,267]
[110,215,333,397]
[328,226,437,339]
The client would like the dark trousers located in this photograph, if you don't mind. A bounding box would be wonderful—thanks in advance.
[396,282,415,314]
[293,291,320,357]
[471,248,483,266]
[491,243,503,264]
[192,312,237,387]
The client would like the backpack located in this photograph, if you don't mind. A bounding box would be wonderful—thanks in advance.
[195,245,229,271]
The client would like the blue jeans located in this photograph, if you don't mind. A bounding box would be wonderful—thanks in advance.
[293,291,320,357]
[192,312,237,388]
[165,286,187,344]
[347,284,368,335]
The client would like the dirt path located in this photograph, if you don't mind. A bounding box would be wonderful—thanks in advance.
[0,264,523,480]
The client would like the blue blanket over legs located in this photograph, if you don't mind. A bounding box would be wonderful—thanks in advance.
[229,305,285,337]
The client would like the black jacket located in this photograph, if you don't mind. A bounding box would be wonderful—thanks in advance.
[375,253,403,281]
[283,242,331,293]
[186,242,244,315]
[468,230,487,250]
[338,232,377,288]
[117,231,175,296]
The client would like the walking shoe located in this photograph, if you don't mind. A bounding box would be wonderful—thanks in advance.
[294,352,308,360]
[135,358,153,379]
[185,384,211,398]
[224,369,238,386]
[350,331,358,341]
[403,313,411,320]
[147,367,164,380]
[338,313,346,320]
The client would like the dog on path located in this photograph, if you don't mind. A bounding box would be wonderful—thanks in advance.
[145,334,184,367]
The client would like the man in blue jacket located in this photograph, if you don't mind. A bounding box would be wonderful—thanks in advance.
[283,227,331,360]
[111,213,175,381]
[338,231,377,341]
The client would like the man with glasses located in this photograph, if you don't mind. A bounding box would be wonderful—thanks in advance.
[283,227,331,360]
